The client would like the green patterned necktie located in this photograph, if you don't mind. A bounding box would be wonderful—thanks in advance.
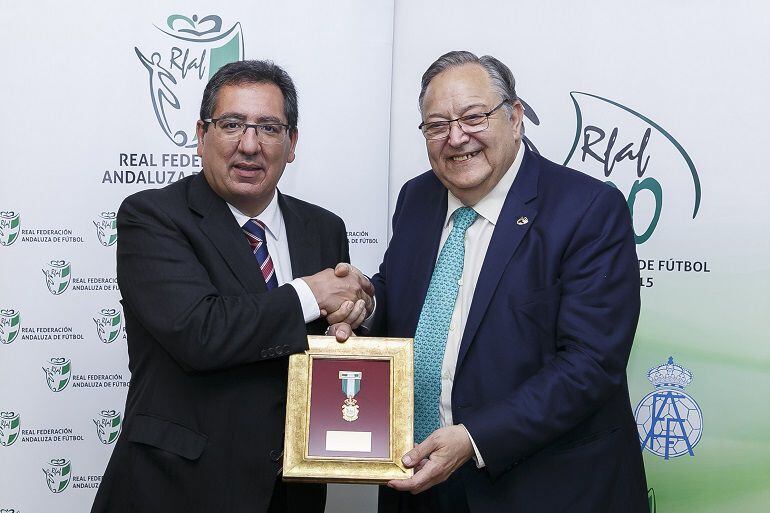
[413,206,478,443]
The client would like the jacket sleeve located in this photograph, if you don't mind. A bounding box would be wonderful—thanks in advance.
[116,193,308,373]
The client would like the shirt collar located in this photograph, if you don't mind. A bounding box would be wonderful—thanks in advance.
[227,191,282,240]
[445,143,526,227]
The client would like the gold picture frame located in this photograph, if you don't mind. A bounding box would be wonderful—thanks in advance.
[283,336,414,484]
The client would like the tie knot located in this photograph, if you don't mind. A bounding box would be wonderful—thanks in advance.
[243,219,267,241]
[452,207,477,232]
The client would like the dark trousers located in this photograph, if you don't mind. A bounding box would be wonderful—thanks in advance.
[268,478,326,513]
[378,471,470,513]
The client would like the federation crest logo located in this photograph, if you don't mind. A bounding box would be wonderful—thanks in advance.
[635,357,703,459]
[563,93,700,244]
[93,308,123,344]
[42,260,71,295]
[0,309,20,345]
[135,14,244,147]
[43,358,72,392]
[93,410,122,444]
[0,412,21,447]
[42,458,71,493]
[93,212,118,247]
[0,212,20,246]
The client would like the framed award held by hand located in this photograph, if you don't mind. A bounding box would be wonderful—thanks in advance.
[283,336,413,484]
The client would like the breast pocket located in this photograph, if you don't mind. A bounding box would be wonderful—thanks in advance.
[508,280,562,309]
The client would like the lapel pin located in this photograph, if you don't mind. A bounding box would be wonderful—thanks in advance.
[516,216,529,226]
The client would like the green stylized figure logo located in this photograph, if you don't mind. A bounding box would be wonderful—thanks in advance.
[135,14,244,147]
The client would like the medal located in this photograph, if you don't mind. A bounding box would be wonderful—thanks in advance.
[339,371,362,422]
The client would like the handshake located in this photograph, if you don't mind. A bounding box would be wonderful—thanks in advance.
[302,263,373,339]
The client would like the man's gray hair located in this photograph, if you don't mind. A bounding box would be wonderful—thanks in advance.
[200,59,298,134]
[418,50,518,116]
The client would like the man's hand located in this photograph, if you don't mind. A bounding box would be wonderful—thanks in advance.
[326,262,374,318]
[326,321,354,343]
[302,264,373,317]
[326,298,368,330]
[388,425,474,494]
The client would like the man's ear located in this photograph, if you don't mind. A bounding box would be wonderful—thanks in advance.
[196,120,206,157]
[286,129,299,163]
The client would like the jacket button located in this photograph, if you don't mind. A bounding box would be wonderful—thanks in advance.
[283,344,290,353]
[260,350,267,358]
[267,348,275,357]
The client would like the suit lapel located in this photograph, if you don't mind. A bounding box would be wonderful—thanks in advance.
[188,173,267,293]
[279,192,320,279]
[457,149,540,369]
[402,176,447,333]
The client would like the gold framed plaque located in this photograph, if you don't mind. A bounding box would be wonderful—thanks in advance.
[283,336,414,484]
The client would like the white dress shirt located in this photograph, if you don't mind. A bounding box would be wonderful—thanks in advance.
[439,145,525,467]
[227,192,321,323]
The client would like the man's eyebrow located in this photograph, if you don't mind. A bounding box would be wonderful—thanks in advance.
[424,102,488,121]
[214,113,287,124]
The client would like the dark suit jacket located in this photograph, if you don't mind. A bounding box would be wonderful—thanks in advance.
[92,172,348,513]
[372,149,648,513]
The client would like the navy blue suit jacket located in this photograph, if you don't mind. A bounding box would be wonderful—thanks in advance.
[372,149,647,512]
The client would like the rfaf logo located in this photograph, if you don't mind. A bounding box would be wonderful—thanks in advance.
[0,212,20,246]
[93,410,122,444]
[0,310,20,345]
[634,357,703,459]
[135,14,244,147]
[42,260,71,295]
[43,358,72,392]
[0,412,20,447]
[93,212,117,247]
[564,93,700,244]
[42,459,71,493]
[93,308,123,344]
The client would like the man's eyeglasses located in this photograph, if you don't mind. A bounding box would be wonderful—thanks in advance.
[203,118,292,144]
[418,99,510,140]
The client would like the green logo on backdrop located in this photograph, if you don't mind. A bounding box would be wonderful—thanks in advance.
[0,412,21,447]
[93,410,122,444]
[564,92,700,244]
[0,310,20,345]
[0,212,20,246]
[93,212,117,247]
[42,458,71,493]
[42,260,71,295]
[136,14,244,147]
[93,308,122,344]
[43,358,71,392]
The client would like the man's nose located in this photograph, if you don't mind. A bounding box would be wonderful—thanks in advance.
[447,120,470,146]
[238,126,262,154]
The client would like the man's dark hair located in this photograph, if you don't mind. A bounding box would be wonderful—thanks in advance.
[418,50,518,117]
[200,59,299,133]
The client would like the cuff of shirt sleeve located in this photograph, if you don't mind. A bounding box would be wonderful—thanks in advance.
[289,278,321,323]
[461,424,486,468]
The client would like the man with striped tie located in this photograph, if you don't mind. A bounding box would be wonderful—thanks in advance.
[92,60,373,513]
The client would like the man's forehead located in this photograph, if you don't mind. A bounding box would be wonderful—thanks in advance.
[213,82,286,118]
[422,64,495,112]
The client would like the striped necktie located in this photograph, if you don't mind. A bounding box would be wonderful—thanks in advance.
[413,206,478,443]
[242,219,279,290]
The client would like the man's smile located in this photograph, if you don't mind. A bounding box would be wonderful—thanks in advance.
[449,150,481,162]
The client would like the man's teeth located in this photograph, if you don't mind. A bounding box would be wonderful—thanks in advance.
[452,151,480,162]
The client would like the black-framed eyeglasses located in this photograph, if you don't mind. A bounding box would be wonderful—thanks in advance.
[418,99,510,140]
[203,118,292,144]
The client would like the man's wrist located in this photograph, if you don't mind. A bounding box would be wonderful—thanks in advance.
[289,278,321,323]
